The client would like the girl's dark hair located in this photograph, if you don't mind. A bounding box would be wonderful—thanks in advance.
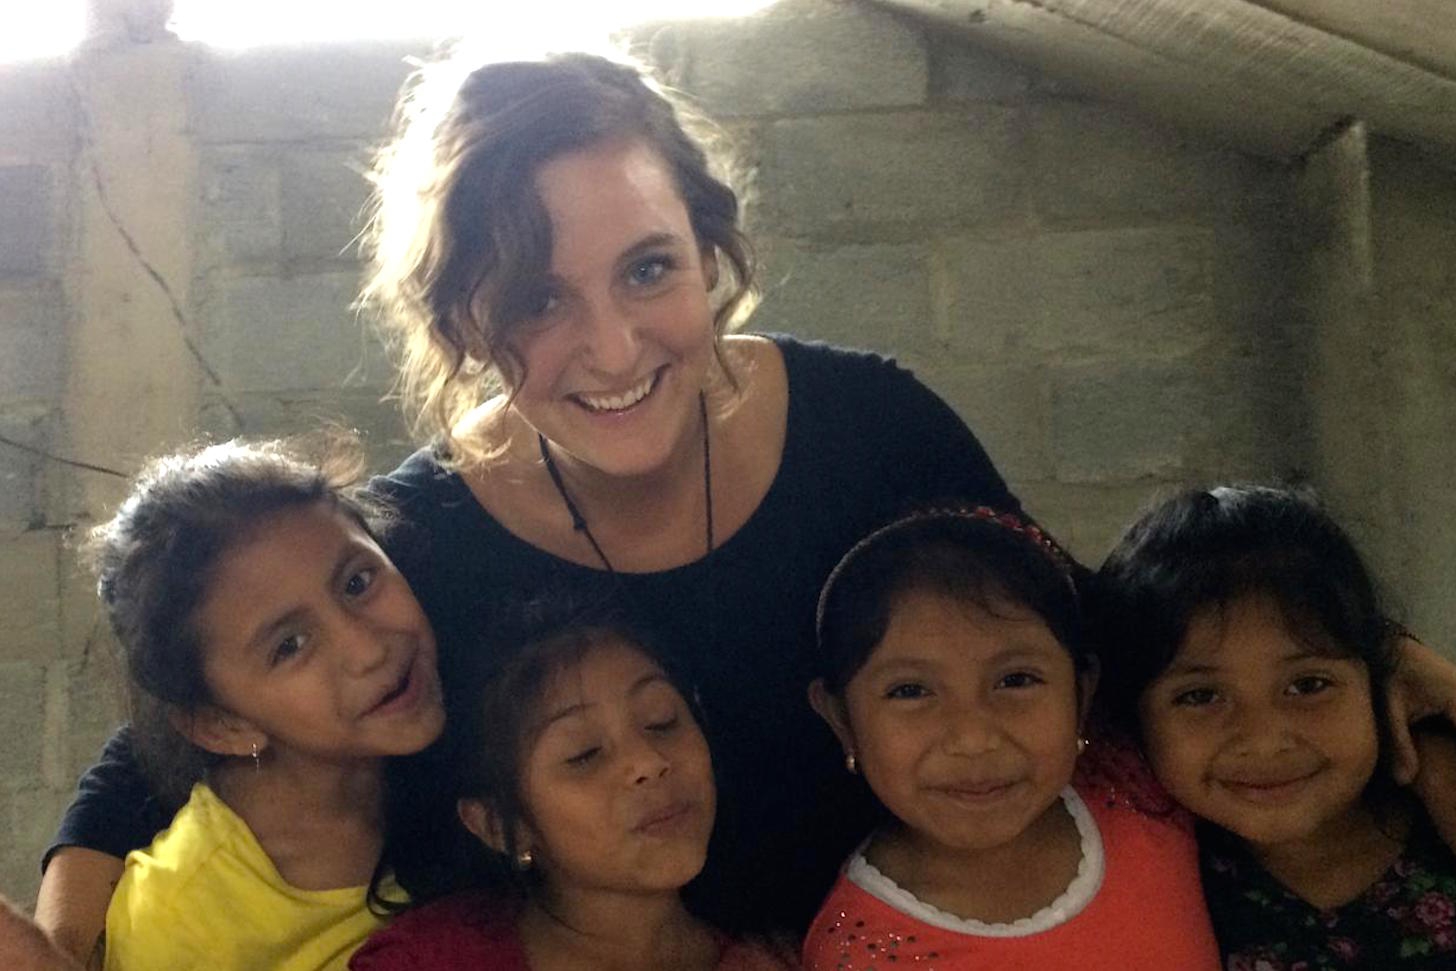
[83,438,378,806]
[815,507,1089,695]
[1092,485,1396,747]
[361,50,756,462]
[446,595,704,899]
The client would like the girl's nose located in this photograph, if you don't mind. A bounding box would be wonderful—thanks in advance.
[627,736,673,786]
[336,613,392,675]
[1227,704,1297,758]
[940,705,1002,757]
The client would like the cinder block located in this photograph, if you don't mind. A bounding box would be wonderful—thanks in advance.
[196,389,415,472]
[1029,102,1255,222]
[197,146,281,268]
[929,39,1030,103]
[281,149,369,264]
[941,227,1216,361]
[1010,479,1175,566]
[197,271,382,392]
[1049,361,1193,482]
[0,786,72,904]
[189,42,420,143]
[752,240,933,356]
[0,165,56,279]
[0,661,47,780]
[912,358,1053,485]
[0,531,61,663]
[0,284,68,404]
[648,0,926,118]
[0,61,77,162]
[0,406,53,530]
[60,656,126,788]
[762,108,1025,236]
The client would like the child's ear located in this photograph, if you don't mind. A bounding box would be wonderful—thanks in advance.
[1077,656,1102,732]
[168,705,265,759]
[808,678,857,756]
[458,798,536,858]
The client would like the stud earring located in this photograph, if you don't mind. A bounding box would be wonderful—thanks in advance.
[1076,737,1088,755]
[251,741,263,772]
[844,752,858,774]
[514,848,535,871]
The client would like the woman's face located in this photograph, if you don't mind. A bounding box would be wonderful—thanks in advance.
[516,639,716,897]
[505,137,718,480]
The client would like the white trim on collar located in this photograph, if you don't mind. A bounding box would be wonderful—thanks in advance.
[845,786,1106,938]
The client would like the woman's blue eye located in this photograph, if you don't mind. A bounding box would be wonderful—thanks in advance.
[565,747,601,768]
[1172,687,1220,707]
[343,567,376,598]
[628,256,671,286]
[885,683,929,700]
[997,671,1044,690]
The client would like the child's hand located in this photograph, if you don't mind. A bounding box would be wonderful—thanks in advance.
[1412,726,1456,855]
[1388,635,1456,784]
[0,894,85,971]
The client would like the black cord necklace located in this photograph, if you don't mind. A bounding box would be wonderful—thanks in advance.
[537,392,714,575]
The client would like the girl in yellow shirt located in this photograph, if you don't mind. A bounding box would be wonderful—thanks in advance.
[88,440,446,971]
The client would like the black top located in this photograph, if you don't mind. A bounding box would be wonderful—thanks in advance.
[1200,812,1456,969]
[49,336,1021,931]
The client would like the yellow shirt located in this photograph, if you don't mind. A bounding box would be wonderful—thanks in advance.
[104,783,398,971]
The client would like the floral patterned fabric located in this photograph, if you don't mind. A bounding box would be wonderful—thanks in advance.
[1200,812,1456,970]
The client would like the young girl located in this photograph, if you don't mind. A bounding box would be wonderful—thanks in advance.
[89,440,446,970]
[350,609,796,970]
[802,506,1221,969]
[1096,484,1456,968]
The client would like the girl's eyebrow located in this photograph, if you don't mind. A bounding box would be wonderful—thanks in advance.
[1161,660,1222,677]
[540,672,669,728]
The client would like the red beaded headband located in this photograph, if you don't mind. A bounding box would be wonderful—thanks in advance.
[814,504,1077,648]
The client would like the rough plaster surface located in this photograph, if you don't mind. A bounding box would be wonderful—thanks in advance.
[0,0,1448,905]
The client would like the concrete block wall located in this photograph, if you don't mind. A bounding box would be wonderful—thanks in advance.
[0,0,1437,902]
[652,0,1303,558]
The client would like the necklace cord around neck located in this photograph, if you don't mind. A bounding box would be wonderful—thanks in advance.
[537,392,714,575]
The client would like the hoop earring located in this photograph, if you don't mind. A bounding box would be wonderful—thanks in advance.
[844,752,858,774]
[514,848,534,871]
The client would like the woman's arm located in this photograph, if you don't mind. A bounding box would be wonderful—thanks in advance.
[0,894,85,971]
[1388,636,1456,783]
[1411,725,1456,855]
[32,847,122,967]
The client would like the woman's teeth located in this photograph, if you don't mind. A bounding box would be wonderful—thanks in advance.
[577,373,656,413]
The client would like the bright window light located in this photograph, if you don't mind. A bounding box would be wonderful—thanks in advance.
[1,4,85,63]
[169,0,780,48]
[0,1,779,64]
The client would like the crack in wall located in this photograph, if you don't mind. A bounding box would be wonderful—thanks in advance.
[65,66,246,431]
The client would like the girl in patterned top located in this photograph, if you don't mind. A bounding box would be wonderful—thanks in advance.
[1096,484,1456,970]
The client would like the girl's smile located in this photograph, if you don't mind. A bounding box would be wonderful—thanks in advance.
[1139,593,1379,849]
[814,589,1092,859]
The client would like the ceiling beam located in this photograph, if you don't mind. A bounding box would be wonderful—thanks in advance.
[869,0,1456,160]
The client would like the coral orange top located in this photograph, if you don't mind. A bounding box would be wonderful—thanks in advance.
[802,748,1220,971]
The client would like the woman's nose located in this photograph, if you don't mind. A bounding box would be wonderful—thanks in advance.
[577,299,640,375]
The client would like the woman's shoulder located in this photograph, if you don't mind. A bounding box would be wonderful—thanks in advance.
[350,891,523,970]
